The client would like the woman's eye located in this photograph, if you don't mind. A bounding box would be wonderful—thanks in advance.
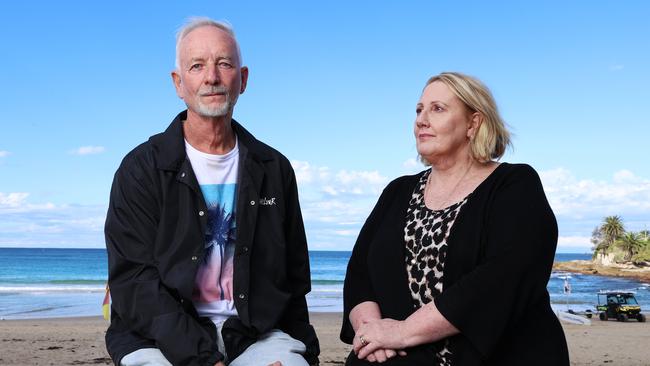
[415,108,422,115]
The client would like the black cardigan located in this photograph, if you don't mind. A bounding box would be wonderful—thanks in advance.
[341,163,569,365]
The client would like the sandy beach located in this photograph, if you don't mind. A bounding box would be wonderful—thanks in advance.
[1,313,649,365]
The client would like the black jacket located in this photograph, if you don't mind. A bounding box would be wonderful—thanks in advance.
[341,163,569,365]
[105,111,320,365]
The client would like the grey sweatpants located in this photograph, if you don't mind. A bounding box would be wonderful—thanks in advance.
[120,327,308,366]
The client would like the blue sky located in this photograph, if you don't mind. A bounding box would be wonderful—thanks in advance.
[1,1,649,252]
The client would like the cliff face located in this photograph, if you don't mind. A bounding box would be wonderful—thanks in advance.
[553,260,650,282]
[594,252,616,266]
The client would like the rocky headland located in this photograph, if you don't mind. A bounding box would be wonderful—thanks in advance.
[553,259,650,283]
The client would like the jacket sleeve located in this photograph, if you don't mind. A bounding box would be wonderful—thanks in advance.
[340,182,393,344]
[105,158,222,366]
[277,166,320,365]
[434,164,558,359]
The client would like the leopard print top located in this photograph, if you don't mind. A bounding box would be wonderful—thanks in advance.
[404,169,469,365]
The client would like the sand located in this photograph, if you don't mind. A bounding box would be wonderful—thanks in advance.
[1,313,649,365]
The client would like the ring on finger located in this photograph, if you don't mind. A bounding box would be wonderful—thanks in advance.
[359,335,368,346]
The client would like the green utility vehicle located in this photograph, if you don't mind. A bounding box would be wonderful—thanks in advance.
[597,291,646,322]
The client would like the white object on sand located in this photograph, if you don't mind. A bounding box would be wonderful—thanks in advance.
[557,311,592,325]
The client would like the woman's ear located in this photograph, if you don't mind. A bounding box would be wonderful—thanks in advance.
[468,112,483,139]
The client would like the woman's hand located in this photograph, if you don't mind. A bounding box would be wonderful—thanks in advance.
[364,348,408,363]
[353,318,408,360]
[349,302,406,362]
[354,301,460,361]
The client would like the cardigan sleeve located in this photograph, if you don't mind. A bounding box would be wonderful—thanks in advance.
[434,164,558,359]
[340,179,398,343]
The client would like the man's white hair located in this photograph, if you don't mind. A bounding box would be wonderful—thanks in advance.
[175,17,242,69]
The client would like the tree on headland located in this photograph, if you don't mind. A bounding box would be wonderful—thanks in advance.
[592,216,650,264]
[632,230,650,262]
[590,226,604,255]
[602,215,625,248]
[592,215,624,255]
[616,232,644,261]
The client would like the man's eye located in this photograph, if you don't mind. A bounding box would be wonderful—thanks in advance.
[415,108,422,115]
[218,62,233,69]
[190,64,203,71]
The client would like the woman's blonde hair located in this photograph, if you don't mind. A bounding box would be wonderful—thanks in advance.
[424,72,511,163]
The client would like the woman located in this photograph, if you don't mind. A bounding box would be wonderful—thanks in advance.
[340,72,569,365]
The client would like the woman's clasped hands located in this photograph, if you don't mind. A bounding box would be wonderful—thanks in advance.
[353,318,408,362]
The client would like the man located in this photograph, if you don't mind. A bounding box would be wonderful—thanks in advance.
[105,17,319,366]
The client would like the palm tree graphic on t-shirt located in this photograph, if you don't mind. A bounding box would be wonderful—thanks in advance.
[201,203,236,301]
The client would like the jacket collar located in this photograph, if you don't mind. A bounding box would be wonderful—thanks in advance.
[150,110,273,171]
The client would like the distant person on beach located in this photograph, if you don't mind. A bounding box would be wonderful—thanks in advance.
[104,17,319,366]
[340,72,569,365]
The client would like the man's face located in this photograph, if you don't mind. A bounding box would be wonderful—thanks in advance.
[172,26,248,118]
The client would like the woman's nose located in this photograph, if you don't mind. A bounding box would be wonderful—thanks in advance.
[415,115,429,128]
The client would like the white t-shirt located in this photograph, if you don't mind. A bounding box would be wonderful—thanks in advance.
[185,138,239,325]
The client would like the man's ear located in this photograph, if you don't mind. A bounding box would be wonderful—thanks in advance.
[171,70,183,99]
[239,66,249,94]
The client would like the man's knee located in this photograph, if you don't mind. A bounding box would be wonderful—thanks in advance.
[229,330,308,366]
[120,348,172,366]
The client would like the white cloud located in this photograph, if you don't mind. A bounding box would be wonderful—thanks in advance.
[0,192,106,248]
[70,146,106,155]
[334,230,357,237]
[0,192,29,207]
[402,158,418,168]
[557,235,592,249]
[539,168,650,252]
[0,150,10,158]
[613,169,638,183]
[0,192,56,213]
[290,160,391,250]
[540,168,650,218]
[291,160,389,197]
[609,64,624,71]
[402,157,425,174]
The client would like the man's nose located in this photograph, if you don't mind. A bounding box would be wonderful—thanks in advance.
[205,64,220,84]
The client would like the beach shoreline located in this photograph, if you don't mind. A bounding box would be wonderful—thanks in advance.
[2,313,649,365]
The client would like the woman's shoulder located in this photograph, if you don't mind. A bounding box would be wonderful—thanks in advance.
[480,162,546,199]
[494,162,542,183]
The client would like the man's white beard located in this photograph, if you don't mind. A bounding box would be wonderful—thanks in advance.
[195,99,232,117]
[193,85,233,117]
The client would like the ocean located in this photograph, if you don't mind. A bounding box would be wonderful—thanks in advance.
[0,249,648,319]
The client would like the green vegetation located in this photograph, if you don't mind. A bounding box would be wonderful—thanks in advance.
[591,216,650,263]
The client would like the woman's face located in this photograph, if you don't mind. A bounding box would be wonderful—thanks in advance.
[414,81,476,163]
